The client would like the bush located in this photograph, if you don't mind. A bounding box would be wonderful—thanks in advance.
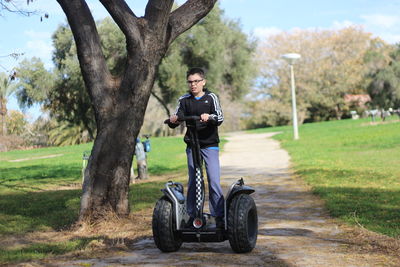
[0,135,25,152]
[244,99,293,128]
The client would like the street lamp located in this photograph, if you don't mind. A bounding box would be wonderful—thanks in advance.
[282,53,301,140]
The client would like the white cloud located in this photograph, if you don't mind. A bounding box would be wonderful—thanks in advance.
[253,26,282,40]
[357,14,400,44]
[361,14,400,28]
[332,20,356,29]
[24,30,51,39]
[376,32,400,44]
[22,30,53,68]
[25,40,53,68]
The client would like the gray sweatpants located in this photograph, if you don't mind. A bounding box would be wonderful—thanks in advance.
[186,147,224,218]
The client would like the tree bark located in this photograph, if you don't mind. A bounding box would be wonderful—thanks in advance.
[0,98,7,135]
[56,0,217,221]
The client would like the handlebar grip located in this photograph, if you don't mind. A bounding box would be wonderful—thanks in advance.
[179,115,201,121]
[164,115,215,123]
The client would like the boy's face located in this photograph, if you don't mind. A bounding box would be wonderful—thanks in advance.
[187,73,206,96]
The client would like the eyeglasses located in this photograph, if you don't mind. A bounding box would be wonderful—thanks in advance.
[187,79,203,85]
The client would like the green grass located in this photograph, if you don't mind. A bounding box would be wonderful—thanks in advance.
[0,238,94,264]
[0,136,188,193]
[250,116,400,238]
[145,136,187,174]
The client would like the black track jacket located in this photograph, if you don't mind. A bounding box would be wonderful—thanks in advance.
[168,89,224,148]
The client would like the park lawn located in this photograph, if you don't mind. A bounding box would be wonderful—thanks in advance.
[251,116,400,238]
[0,135,188,264]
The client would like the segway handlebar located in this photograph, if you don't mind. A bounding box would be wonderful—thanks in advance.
[164,115,215,124]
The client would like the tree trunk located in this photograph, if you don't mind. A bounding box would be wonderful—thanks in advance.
[80,61,158,219]
[1,114,5,136]
[0,98,7,136]
[56,0,217,221]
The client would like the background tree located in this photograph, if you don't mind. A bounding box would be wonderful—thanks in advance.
[15,18,127,144]
[0,72,16,135]
[47,120,91,146]
[367,44,400,109]
[5,109,27,136]
[53,0,217,221]
[156,6,256,116]
[49,23,96,140]
[248,27,375,127]
[15,57,53,108]
[16,5,255,139]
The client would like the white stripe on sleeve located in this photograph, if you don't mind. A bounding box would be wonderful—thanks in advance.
[209,93,224,122]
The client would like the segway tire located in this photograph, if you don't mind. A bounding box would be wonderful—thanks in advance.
[228,194,258,253]
[152,198,182,252]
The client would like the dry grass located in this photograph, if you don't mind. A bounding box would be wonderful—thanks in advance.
[339,223,400,257]
[2,207,154,265]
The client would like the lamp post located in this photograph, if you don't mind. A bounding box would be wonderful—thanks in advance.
[282,53,301,140]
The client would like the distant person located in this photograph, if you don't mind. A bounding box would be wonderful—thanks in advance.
[135,137,148,180]
[167,67,225,228]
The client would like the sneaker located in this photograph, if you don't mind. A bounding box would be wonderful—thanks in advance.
[216,216,225,229]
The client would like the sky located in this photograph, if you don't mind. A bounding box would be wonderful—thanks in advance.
[2,0,400,121]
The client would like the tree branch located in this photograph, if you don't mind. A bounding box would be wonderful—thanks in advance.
[0,0,36,17]
[168,0,217,45]
[99,0,143,50]
[56,0,112,108]
[144,0,174,33]
[151,90,171,117]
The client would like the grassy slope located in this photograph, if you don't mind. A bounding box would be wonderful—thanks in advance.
[251,117,400,238]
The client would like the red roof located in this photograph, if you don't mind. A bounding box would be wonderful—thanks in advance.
[344,94,371,105]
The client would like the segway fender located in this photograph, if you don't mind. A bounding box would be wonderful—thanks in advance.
[162,188,185,204]
[159,181,188,230]
[161,181,185,203]
[222,179,255,232]
[226,185,255,210]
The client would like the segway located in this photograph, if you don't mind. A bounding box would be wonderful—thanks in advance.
[152,116,258,253]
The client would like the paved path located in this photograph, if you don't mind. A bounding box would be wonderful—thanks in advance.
[64,132,399,267]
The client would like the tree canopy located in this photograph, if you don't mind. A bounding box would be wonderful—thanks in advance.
[157,5,256,113]
[367,44,400,109]
[15,4,256,139]
[247,27,380,127]
[15,57,53,109]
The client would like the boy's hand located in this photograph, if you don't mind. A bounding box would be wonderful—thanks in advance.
[200,113,210,122]
[170,115,179,124]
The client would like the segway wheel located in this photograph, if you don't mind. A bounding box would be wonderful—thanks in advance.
[152,198,182,252]
[228,194,258,253]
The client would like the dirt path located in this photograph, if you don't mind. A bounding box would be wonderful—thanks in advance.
[59,132,399,267]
